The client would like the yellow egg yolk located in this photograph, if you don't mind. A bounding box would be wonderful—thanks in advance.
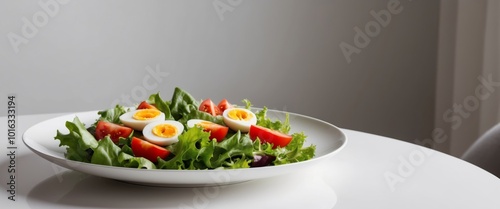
[194,121,213,129]
[228,109,253,121]
[152,124,178,138]
[133,109,161,120]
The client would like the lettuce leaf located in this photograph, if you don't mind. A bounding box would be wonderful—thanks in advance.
[157,128,254,169]
[273,132,316,165]
[252,138,275,156]
[55,117,156,169]
[147,93,174,120]
[225,156,252,169]
[96,104,128,124]
[118,145,156,169]
[55,117,98,162]
[250,132,315,166]
[211,131,254,168]
[157,127,213,169]
[91,136,121,166]
[177,105,225,126]
[169,87,199,120]
[242,99,252,109]
[255,107,291,134]
[167,87,224,126]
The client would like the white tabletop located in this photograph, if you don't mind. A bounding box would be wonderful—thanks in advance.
[1,113,499,209]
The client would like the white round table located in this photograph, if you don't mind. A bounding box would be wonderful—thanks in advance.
[1,113,499,209]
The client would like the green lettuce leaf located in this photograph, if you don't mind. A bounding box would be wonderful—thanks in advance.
[169,87,199,120]
[91,136,121,166]
[166,87,223,126]
[273,132,316,165]
[96,104,128,124]
[177,105,225,126]
[225,156,251,169]
[55,117,98,162]
[255,107,291,134]
[90,137,156,169]
[158,128,254,169]
[252,138,275,156]
[147,93,174,120]
[117,145,156,169]
[211,131,254,168]
[157,127,213,169]
[242,99,252,109]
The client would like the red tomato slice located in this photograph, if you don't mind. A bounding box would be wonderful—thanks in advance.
[199,99,221,116]
[131,137,170,163]
[217,99,233,113]
[197,122,229,142]
[137,101,157,110]
[249,125,293,149]
[95,121,133,143]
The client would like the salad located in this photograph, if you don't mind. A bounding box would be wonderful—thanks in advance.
[55,87,316,170]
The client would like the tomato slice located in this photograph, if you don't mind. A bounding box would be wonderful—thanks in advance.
[196,122,229,142]
[131,137,170,163]
[95,121,133,143]
[199,99,221,116]
[137,101,157,110]
[249,125,293,149]
[217,99,233,113]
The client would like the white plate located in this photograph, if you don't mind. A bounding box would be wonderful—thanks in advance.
[22,109,347,187]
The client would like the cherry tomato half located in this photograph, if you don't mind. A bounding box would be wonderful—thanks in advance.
[197,122,229,142]
[137,101,157,110]
[217,99,233,113]
[199,99,221,116]
[131,137,170,163]
[249,125,292,149]
[95,121,133,144]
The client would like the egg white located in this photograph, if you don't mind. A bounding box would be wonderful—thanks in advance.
[222,108,257,132]
[119,109,165,131]
[142,120,184,146]
[187,119,212,129]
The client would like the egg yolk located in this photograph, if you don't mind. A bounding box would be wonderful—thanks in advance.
[152,124,178,138]
[133,109,161,120]
[228,109,253,121]
[196,121,212,127]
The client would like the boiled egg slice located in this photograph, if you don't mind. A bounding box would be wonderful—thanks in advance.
[119,109,165,131]
[222,108,257,132]
[186,119,213,129]
[142,120,184,146]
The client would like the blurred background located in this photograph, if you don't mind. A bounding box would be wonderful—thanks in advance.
[1,0,498,158]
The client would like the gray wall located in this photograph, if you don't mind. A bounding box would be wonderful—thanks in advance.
[1,0,439,144]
